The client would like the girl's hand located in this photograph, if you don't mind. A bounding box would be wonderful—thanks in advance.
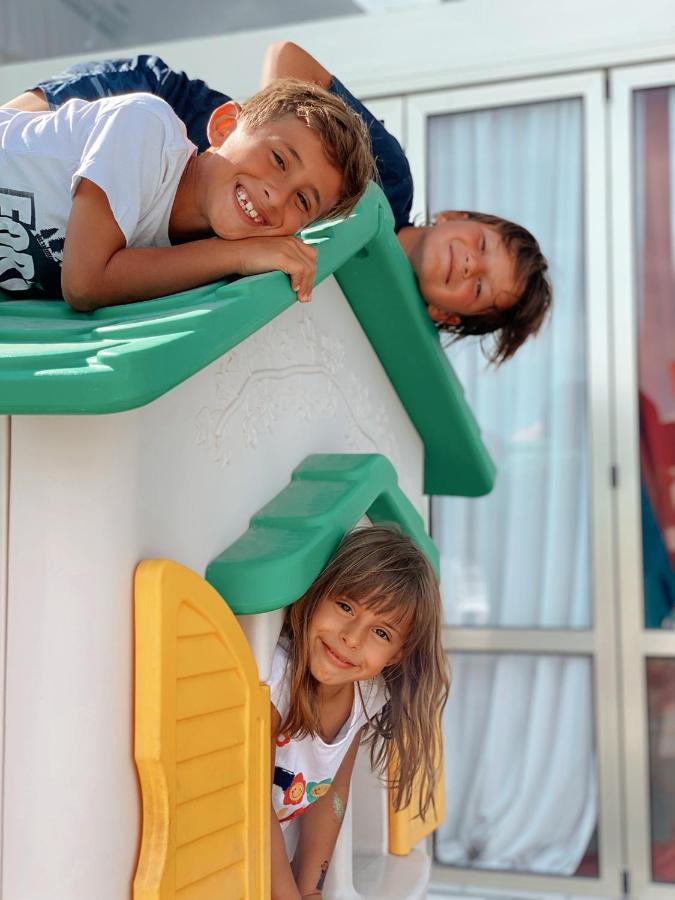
[231,235,318,303]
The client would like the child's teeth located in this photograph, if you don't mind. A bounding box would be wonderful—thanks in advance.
[237,188,261,221]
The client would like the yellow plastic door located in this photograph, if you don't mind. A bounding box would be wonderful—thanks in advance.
[133,559,270,899]
[388,740,446,856]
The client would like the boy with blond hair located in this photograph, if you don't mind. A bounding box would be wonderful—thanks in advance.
[6,46,551,361]
[0,78,373,310]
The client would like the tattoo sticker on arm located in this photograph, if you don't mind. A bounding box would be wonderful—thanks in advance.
[317,859,329,891]
[331,791,345,823]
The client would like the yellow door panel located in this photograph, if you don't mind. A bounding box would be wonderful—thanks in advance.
[134,559,270,900]
[388,739,446,856]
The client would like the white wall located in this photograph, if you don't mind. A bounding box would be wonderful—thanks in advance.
[3,278,425,899]
[1,0,674,104]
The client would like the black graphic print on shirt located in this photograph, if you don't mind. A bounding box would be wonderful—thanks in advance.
[0,187,64,299]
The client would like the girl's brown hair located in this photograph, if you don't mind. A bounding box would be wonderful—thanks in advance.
[280,524,449,820]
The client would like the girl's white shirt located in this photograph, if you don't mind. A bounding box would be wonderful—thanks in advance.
[267,636,387,854]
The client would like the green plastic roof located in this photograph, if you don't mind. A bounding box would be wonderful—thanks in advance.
[0,183,494,496]
[206,453,438,615]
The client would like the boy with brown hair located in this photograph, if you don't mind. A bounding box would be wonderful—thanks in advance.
[5,45,550,361]
[0,78,374,310]
[264,42,551,364]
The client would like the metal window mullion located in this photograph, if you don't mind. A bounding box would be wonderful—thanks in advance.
[410,70,624,898]
[583,69,628,900]
[430,861,616,897]
[441,626,594,654]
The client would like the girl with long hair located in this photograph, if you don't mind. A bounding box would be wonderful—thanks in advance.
[269,525,449,899]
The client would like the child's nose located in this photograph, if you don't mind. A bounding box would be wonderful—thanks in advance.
[463,252,477,278]
[341,626,359,648]
[263,181,294,212]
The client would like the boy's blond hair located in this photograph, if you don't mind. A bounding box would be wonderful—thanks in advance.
[239,78,375,221]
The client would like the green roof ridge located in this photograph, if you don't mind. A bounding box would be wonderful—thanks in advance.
[205,453,438,615]
[0,183,494,496]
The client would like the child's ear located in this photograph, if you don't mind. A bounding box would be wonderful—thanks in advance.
[434,210,469,224]
[426,304,461,327]
[207,100,242,148]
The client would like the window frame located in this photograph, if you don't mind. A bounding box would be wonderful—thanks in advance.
[406,72,623,897]
[610,59,675,900]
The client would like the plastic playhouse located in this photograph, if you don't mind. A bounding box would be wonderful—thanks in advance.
[0,184,494,899]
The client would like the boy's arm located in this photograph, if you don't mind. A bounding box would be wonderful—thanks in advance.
[2,57,227,152]
[270,705,302,900]
[291,727,363,898]
[1,89,48,111]
[62,179,317,310]
[1,58,163,111]
[261,42,332,90]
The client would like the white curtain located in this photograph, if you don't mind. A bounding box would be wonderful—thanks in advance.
[430,98,598,874]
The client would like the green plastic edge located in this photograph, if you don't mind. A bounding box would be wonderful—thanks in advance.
[205,453,438,615]
[0,182,494,497]
[0,195,376,415]
[336,206,495,497]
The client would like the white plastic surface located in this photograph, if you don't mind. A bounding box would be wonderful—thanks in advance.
[2,278,424,899]
[322,745,430,899]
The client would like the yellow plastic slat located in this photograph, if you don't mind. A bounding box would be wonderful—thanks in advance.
[176,745,246,803]
[175,862,245,899]
[176,669,247,719]
[134,559,270,900]
[175,824,245,889]
[176,633,236,677]
[387,738,446,856]
[176,784,245,845]
[176,708,245,761]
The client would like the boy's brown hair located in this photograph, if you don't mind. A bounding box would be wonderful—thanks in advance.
[281,524,449,821]
[239,78,375,221]
[435,211,552,364]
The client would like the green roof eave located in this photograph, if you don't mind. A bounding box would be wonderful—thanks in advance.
[0,183,494,496]
[206,453,439,615]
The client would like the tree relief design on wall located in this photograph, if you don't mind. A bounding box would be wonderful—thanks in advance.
[195,310,401,470]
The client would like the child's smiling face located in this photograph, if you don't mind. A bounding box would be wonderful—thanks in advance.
[307,593,409,687]
[400,212,521,325]
[194,104,343,240]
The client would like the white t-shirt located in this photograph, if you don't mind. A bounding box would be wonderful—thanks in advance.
[267,637,387,853]
[0,93,195,299]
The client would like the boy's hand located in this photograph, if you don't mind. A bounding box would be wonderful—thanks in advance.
[231,235,318,303]
[62,179,320,311]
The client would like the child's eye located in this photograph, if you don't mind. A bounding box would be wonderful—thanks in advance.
[297,192,309,212]
[273,151,286,171]
[475,279,483,299]
[480,235,486,252]
[374,627,390,641]
[336,600,353,614]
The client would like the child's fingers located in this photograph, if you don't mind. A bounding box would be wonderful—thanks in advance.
[284,240,317,303]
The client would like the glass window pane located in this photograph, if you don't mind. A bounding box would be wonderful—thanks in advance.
[428,98,591,629]
[436,653,598,877]
[646,658,675,882]
[633,88,675,631]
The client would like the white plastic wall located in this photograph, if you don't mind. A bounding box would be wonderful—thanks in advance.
[2,277,424,899]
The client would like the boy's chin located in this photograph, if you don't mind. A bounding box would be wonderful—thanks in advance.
[213,222,274,240]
